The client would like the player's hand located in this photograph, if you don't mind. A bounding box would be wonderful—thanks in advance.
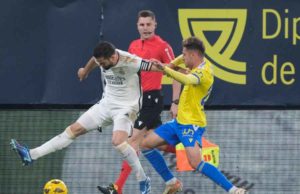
[170,103,178,118]
[77,68,88,81]
[150,59,164,71]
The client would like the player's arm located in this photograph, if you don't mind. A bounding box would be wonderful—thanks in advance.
[142,53,185,72]
[138,59,165,72]
[161,44,181,118]
[170,77,181,118]
[167,54,189,73]
[170,54,184,66]
[167,55,184,107]
[163,66,200,85]
[77,57,99,81]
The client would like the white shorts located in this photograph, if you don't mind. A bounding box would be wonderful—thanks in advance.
[76,99,137,135]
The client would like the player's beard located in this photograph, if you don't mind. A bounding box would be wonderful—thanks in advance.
[103,63,114,70]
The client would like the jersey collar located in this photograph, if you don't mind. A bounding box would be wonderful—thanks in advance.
[198,60,206,68]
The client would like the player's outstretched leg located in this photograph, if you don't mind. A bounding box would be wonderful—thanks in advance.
[196,161,247,194]
[143,149,182,193]
[10,139,33,166]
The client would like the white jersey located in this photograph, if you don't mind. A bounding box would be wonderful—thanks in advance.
[100,49,151,110]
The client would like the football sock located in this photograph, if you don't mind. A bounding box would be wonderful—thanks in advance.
[115,160,132,193]
[142,149,174,182]
[165,177,177,185]
[30,129,74,160]
[229,186,239,193]
[115,142,147,182]
[196,161,234,192]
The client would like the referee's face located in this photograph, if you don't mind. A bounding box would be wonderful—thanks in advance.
[137,16,156,40]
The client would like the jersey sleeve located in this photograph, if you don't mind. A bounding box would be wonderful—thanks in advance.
[125,55,152,73]
[171,54,186,70]
[117,50,142,74]
[129,55,143,73]
[164,63,213,86]
[171,55,184,66]
[164,67,199,85]
[160,42,175,63]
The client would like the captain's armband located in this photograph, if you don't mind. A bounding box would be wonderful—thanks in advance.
[140,60,152,71]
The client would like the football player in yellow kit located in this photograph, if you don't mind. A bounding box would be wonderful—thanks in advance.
[141,36,247,194]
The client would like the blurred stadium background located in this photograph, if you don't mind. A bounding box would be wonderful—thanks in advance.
[1,0,299,194]
[1,110,299,194]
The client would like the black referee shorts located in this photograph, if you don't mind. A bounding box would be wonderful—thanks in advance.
[134,90,164,130]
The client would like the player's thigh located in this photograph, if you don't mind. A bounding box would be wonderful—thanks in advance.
[77,102,110,131]
[176,124,205,148]
[185,143,202,168]
[112,107,138,136]
[128,128,147,149]
[153,120,180,146]
[142,120,179,149]
[141,130,167,149]
[176,124,206,167]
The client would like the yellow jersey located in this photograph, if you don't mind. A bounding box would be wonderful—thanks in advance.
[175,59,214,126]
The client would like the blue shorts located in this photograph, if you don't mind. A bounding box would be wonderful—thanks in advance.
[154,119,206,147]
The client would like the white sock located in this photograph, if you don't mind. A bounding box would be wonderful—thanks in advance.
[229,186,238,193]
[115,142,147,181]
[30,130,74,160]
[166,177,177,185]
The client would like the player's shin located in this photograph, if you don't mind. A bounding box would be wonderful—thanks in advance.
[29,126,75,160]
[197,161,234,192]
[142,149,175,183]
[115,141,147,181]
[115,160,132,192]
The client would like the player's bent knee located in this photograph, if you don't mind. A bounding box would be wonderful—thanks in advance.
[188,158,202,169]
[69,123,87,137]
[114,141,130,152]
[189,161,199,169]
[140,139,153,150]
[112,137,128,147]
[65,126,76,138]
[112,139,124,147]
[112,131,129,146]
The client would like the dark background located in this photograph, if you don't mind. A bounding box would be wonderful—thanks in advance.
[0,0,299,106]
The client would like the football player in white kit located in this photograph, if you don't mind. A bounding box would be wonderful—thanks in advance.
[10,41,155,194]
